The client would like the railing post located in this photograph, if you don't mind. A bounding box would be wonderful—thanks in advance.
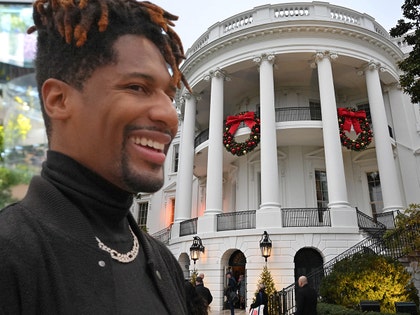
[281,289,287,315]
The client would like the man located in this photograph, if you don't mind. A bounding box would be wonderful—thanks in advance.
[237,274,246,309]
[195,276,213,307]
[0,0,190,314]
[295,276,318,315]
[225,272,238,315]
[250,283,268,315]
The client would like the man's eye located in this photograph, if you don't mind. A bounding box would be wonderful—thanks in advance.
[127,85,145,92]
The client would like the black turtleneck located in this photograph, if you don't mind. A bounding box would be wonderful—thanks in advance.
[41,150,169,315]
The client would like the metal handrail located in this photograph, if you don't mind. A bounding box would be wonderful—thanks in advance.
[151,224,172,245]
[282,208,331,227]
[216,210,256,231]
[180,217,198,237]
[278,220,420,315]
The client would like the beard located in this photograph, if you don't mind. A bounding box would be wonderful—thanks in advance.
[120,146,165,193]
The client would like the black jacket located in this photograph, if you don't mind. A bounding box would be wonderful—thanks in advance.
[295,284,318,315]
[0,175,188,315]
[251,289,268,315]
[195,283,213,306]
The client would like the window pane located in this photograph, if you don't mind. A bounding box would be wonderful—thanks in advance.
[315,170,328,208]
[366,172,383,216]
[137,201,149,229]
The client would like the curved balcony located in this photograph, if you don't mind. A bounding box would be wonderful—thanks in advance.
[185,1,391,59]
[194,106,322,148]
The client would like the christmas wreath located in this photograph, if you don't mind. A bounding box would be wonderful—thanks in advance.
[223,111,260,156]
[338,107,373,151]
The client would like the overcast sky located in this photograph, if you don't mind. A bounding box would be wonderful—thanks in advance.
[153,0,405,50]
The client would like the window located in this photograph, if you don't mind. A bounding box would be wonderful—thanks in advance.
[172,143,179,173]
[137,201,149,230]
[168,198,175,225]
[357,103,372,124]
[309,101,322,120]
[315,170,328,208]
[366,172,383,217]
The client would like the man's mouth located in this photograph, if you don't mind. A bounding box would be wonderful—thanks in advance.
[131,136,165,152]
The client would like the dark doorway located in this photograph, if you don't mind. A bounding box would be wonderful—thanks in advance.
[294,248,323,291]
[224,250,247,310]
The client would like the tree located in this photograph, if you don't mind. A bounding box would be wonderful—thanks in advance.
[319,253,419,313]
[390,0,420,104]
[385,204,420,260]
[254,265,277,314]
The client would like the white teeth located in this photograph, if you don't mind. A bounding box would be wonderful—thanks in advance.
[132,137,164,151]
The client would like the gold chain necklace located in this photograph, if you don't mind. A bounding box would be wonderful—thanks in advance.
[95,226,139,263]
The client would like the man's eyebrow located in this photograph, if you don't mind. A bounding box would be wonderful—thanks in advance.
[120,72,155,82]
[120,72,177,93]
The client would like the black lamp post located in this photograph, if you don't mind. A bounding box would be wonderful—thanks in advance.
[260,231,272,263]
[190,236,205,270]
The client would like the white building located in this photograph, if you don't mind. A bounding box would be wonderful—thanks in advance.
[133,1,418,312]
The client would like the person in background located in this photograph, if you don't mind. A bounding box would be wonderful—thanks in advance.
[295,276,318,315]
[0,0,190,314]
[250,283,268,315]
[185,280,208,315]
[195,276,213,308]
[237,274,246,310]
[225,271,237,315]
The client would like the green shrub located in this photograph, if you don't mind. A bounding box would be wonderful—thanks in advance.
[319,253,419,313]
[318,302,414,315]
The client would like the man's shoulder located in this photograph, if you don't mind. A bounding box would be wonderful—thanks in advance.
[0,202,32,237]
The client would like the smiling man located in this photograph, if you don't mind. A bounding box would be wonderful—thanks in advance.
[0,1,190,314]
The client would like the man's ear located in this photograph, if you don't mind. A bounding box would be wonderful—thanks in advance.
[42,78,75,120]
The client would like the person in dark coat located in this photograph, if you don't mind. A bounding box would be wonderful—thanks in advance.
[250,283,268,315]
[185,280,208,315]
[195,276,213,307]
[295,276,318,315]
[225,272,237,315]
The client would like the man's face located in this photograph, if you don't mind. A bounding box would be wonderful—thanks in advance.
[53,35,178,193]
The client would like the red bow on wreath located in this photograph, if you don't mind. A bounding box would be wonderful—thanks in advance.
[226,111,256,134]
[337,108,366,134]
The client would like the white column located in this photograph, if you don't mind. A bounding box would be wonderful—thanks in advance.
[199,69,227,233]
[316,52,350,208]
[364,61,403,211]
[253,54,282,228]
[204,69,226,214]
[174,93,197,223]
[387,85,420,204]
[316,51,356,227]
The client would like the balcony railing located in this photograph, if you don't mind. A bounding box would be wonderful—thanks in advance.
[282,208,331,227]
[356,208,386,234]
[180,217,198,237]
[186,2,390,58]
[376,210,400,229]
[194,129,209,148]
[194,107,322,148]
[151,224,172,245]
[275,106,322,122]
[217,210,256,231]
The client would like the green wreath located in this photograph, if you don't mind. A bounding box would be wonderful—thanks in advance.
[338,107,373,151]
[223,111,260,156]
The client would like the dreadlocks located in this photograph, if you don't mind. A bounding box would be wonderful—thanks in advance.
[28,0,190,137]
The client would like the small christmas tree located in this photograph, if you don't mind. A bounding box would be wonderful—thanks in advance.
[190,270,198,286]
[253,265,277,314]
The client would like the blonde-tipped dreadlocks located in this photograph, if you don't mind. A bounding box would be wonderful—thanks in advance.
[28,0,190,91]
